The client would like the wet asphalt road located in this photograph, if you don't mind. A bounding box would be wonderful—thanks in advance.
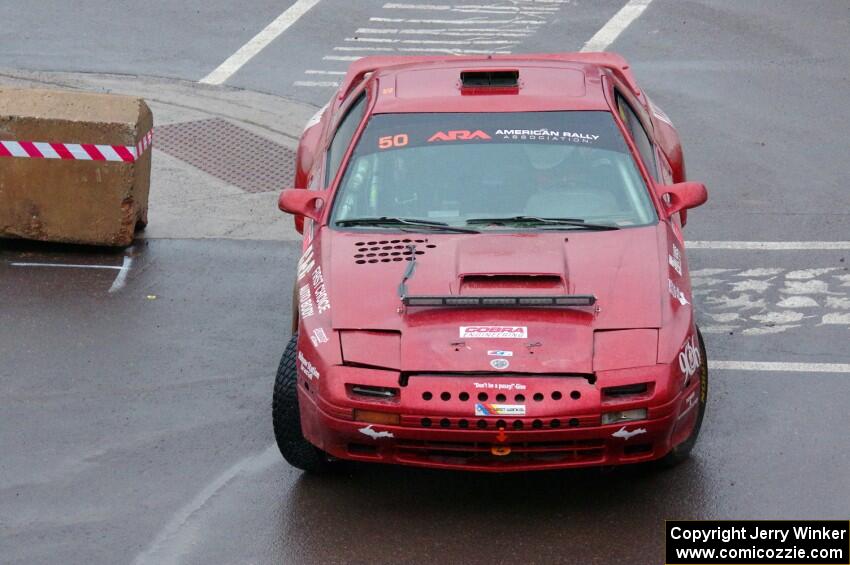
[1,239,848,565]
[2,1,850,564]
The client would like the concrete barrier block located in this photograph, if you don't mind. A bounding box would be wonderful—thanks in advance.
[0,88,153,246]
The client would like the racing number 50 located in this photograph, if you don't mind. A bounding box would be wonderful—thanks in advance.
[379,134,408,149]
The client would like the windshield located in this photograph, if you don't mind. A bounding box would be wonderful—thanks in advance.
[330,111,657,229]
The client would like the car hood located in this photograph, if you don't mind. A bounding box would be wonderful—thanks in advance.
[323,224,665,373]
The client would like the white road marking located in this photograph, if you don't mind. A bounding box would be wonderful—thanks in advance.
[383,2,558,15]
[686,241,850,250]
[581,0,653,52]
[294,80,340,87]
[370,16,545,25]
[132,445,280,565]
[108,255,134,293]
[200,0,322,85]
[333,45,511,54]
[345,37,519,45]
[711,361,850,373]
[356,27,534,36]
[305,69,346,75]
[323,55,361,61]
[10,262,123,270]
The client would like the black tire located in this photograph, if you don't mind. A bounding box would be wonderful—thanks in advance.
[273,334,334,473]
[660,328,708,467]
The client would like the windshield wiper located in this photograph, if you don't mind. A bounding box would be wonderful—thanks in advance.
[336,216,480,233]
[465,216,620,231]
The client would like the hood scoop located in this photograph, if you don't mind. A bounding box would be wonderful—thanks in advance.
[459,274,565,295]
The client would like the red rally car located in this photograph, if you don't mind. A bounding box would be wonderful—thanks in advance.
[274,53,708,473]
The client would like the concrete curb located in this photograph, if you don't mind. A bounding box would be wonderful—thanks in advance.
[0,68,317,242]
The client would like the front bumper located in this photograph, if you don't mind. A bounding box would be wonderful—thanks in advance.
[298,369,699,472]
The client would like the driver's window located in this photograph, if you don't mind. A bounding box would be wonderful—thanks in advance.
[326,93,367,185]
[616,94,658,182]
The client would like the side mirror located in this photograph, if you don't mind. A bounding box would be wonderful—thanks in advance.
[278,189,328,222]
[660,182,707,216]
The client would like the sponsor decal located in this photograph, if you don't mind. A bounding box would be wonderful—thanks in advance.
[428,130,492,142]
[297,245,315,281]
[298,285,314,319]
[487,350,513,357]
[677,390,698,420]
[473,382,527,391]
[310,327,329,347]
[490,358,510,370]
[311,267,331,314]
[679,334,701,379]
[297,350,320,380]
[668,278,690,306]
[475,403,526,416]
[669,244,682,276]
[495,129,600,144]
[358,425,394,439]
[611,426,647,440]
[460,326,527,339]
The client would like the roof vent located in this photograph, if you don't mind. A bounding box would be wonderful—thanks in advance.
[460,70,519,93]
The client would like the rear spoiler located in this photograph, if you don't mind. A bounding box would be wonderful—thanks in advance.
[337,52,640,101]
[402,295,597,308]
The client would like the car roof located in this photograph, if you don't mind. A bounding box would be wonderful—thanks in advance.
[339,53,641,114]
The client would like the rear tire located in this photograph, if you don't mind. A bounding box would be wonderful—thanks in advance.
[273,334,335,473]
[660,328,708,467]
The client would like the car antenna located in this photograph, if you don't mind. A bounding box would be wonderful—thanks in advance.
[397,244,418,312]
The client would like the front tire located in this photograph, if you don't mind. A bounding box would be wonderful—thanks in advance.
[660,328,708,467]
[272,334,334,473]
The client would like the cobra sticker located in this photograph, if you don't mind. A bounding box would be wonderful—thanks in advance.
[679,334,701,378]
[297,351,320,380]
[475,403,526,417]
[460,326,527,339]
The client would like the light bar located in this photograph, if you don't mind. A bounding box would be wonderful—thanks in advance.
[403,295,596,308]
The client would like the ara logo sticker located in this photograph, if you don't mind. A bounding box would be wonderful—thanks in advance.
[669,244,682,276]
[428,130,492,142]
[611,426,646,440]
[679,334,702,378]
[475,403,526,416]
[358,425,394,439]
[487,350,513,357]
[460,326,527,339]
[490,358,510,370]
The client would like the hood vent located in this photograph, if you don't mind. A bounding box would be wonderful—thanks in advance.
[354,239,436,265]
[460,274,565,294]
